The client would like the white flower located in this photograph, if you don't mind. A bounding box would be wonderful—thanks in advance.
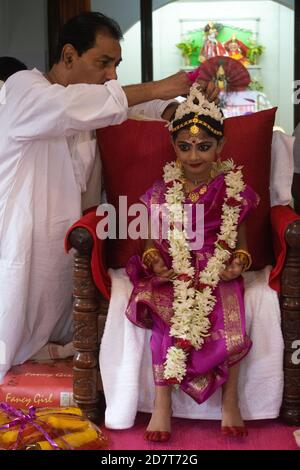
[164,347,188,382]
[172,84,224,125]
[163,162,182,183]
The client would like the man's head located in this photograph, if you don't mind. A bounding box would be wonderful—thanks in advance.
[0,57,27,82]
[54,11,123,85]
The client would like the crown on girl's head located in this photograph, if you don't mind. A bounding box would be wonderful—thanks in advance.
[169,83,224,136]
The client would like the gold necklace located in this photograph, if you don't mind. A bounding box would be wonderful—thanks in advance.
[184,179,210,203]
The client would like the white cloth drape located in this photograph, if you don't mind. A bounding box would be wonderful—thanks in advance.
[270,131,294,206]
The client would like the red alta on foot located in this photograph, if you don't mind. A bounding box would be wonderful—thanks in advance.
[144,431,171,442]
[221,426,248,438]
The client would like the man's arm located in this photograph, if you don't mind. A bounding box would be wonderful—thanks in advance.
[126,79,220,121]
[12,71,190,141]
[122,71,190,107]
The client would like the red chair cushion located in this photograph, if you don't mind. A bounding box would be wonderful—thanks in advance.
[97,108,277,270]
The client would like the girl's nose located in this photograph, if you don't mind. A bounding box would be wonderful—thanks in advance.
[190,149,199,161]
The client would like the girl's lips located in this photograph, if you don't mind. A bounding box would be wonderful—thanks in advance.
[189,162,203,168]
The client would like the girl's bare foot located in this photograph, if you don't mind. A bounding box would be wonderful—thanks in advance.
[221,364,247,437]
[145,386,172,442]
[221,402,244,428]
[146,406,172,433]
[221,403,247,437]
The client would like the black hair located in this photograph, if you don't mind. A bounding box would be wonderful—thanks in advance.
[204,22,223,34]
[0,57,27,82]
[54,11,123,63]
[172,112,224,142]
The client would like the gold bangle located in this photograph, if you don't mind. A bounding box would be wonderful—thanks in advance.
[142,248,159,268]
[234,249,252,272]
[142,248,159,261]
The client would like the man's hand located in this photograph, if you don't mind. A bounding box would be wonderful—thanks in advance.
[123,71,190,108]
[196,79,220,103]
[161,75,220,120]
[219,257,244,282]
[154,71,191,101]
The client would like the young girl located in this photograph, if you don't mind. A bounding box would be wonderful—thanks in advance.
[125,83,258,442]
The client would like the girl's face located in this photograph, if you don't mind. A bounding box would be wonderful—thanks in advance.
[173,127,224,182]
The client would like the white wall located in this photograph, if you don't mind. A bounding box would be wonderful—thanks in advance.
[0,0,48,71]
[118,0,294,133]
[92,0,140,34]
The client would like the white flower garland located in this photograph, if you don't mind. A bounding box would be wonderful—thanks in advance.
[163,159,245,383]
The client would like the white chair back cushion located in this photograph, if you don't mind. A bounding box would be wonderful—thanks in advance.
[270,131,294,207]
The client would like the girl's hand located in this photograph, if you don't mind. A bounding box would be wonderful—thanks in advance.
[151,253,175,279]
[219,257,244,281]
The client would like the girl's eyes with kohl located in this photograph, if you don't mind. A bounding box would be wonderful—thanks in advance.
[198,145,211,152]
[178,144,190,151]
[177,143,213,152]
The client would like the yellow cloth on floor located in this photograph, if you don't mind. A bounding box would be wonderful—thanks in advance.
[28,429,99,450]
[0,406,108,450]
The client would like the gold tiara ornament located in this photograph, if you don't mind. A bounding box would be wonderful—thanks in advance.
[171,117,223,136]
[168,83,224,135]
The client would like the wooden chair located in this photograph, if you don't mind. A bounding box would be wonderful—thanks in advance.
[67,114,300,425]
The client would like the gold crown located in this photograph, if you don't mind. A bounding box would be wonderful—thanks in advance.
[168,83,224,135]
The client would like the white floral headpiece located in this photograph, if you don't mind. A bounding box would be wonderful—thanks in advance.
[168,83,224,134]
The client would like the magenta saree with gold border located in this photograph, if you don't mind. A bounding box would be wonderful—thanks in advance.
[126,174,259,404]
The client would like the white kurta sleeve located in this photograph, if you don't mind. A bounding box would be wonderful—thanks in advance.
[128,99,178,120]
[11,76,128,141]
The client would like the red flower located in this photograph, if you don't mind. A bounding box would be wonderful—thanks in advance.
[226,197,241,207]
[198,282,210,292]
[217,239,231,251]
[178,274,192,283]
[175,338,193,351]
[165,378,181,385]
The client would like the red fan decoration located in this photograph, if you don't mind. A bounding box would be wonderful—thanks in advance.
[187,56,251,92]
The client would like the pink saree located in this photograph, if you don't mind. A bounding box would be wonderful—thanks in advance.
[126,173,259,404]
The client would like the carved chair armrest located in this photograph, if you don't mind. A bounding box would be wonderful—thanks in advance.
[66,210,111,300]
[68,227,94,255]
[270,206,300,425]
[66,215,110,423]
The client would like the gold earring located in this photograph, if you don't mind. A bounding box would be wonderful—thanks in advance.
[176,159,183,170]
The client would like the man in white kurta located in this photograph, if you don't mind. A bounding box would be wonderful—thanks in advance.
[0,12,192,381]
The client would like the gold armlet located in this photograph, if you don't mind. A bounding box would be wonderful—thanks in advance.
[234,249,252,272]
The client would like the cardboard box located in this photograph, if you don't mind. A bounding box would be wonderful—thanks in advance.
[0,359,74,408]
